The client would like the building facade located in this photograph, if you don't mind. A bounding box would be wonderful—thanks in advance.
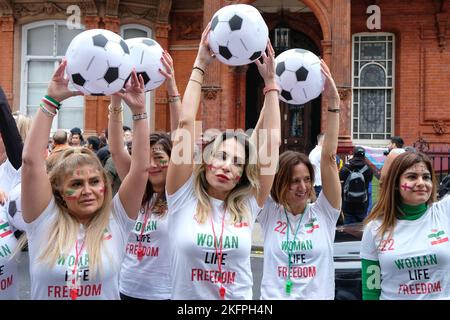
[1,0,449,154]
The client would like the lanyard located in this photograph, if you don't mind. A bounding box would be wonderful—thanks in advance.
[210,208,226,299]
[70,237,85,300]
[284,207,305,295]
[137,201,151,261]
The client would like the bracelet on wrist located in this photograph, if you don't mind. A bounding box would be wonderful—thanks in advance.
[132,112,148,121]
[42,96,61,110]
[108,104,123,115]
[327,108,340,113]
[263,84,280,95]
[39,103,57,117]
[189,78,203,86]
[168,95,181,103]
[193,66,205,75]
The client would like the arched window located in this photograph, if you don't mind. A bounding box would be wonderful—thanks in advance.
[120,24,153,129]
[352,33,394,144]
[21,21,85,131]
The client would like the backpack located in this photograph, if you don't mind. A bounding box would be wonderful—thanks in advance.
[343,165,368,204]
[438,174,450,199]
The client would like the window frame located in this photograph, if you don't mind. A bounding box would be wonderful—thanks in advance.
[351,32,395,147]
[21,20,85,131]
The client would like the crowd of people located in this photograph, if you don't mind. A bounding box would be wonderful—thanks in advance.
[1,24,449,301]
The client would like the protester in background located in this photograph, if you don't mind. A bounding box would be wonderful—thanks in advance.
[339,146,373,224]
[69,127,84,147]
[86,136,102,154]
[361,151,450,300]
[123,126,133,146]
[309,133,325,196]
[21,61,149,300]
[257,60,341,299]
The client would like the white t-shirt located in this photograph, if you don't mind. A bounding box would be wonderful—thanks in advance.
[361,196,450,300]
[119,194,171,299]
[167,175,261,300]
[257,193,340,299]
[0,159,21,193]
[308,145,322,187]
[0,200,19,300]
[25,194,134,300]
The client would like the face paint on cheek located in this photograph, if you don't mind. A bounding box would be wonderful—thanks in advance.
[64,188,79,201]
[159,159,169,168]
[401,183,413,191]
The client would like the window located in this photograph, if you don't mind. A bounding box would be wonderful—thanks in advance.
[352,34,394,143]
[120,24,153,129]
[21,21,84,131]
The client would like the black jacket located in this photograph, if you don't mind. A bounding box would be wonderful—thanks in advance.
[0,86,22,170]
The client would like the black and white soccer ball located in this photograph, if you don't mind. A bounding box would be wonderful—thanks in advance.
[65,29,133,96]
[275,49,324,105]
[208,4,268,66]
[125,37,165,91]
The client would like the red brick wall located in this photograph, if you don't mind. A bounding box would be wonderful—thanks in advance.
[352,0,450,148]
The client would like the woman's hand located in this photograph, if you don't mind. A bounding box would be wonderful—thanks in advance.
[194,22,215,70]
[159,51,179,96]
[116,70,146,114]
[255,40,276,86]
[46,59,83,103]
[321,59,340,106]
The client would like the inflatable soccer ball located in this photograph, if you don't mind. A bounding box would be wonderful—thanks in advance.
[275,49,324,105]
[126,37,165,91]
[208,4,268,66]
[65,29,133,96]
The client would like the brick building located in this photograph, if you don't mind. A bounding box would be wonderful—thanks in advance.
[1,0,449,154]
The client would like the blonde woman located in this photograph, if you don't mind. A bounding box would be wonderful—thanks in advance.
[166,25,281,300]
[21,61,149,300]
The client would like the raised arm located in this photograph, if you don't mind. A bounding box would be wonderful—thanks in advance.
[320,60,341,209]
[21,60,82,223]
[159,51,182,132]
[166,24,214,195]
[108,94,130,181]
[253,41,281,207]
[116,71,150,219]
[0,86,23,170]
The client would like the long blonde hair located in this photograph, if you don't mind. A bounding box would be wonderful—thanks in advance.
[193,132,260,224]
[40,147,113,276]
[12,112,32,143]
[365,151,437,239]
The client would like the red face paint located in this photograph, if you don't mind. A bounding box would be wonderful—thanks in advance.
[234,175,241,181]
[208,165,218,171]
[401,183,413,191]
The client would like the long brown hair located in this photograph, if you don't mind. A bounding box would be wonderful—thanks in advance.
[365,151,437,238]
[141,132,172,216]
[271,150,316,208]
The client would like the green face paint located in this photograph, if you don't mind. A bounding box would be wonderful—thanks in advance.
[64,188,78,200]
[65,188,76,196]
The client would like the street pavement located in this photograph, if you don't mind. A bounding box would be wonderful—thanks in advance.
[16,223,266,300]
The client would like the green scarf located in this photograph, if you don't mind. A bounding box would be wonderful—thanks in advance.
[397,202,428,220]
